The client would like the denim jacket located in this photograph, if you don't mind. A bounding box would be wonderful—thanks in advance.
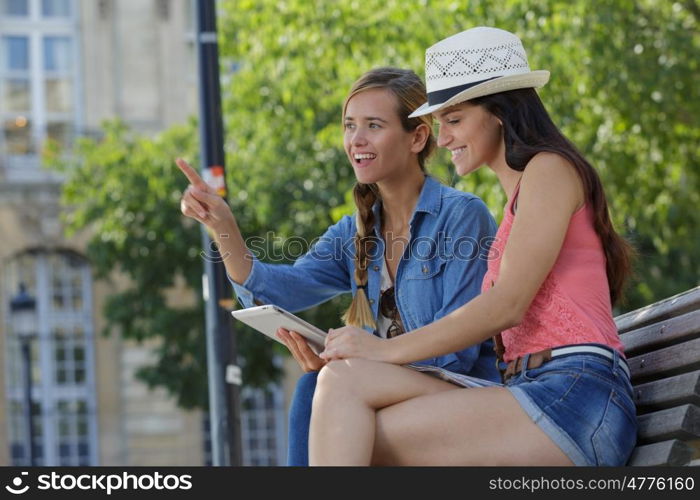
[231,176,499,379]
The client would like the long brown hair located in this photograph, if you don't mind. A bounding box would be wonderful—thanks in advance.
[341,67,436,329]
[471,88,634,305]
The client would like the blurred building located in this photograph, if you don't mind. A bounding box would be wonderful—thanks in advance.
[0,0,294,466]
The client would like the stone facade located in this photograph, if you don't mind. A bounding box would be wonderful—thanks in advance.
[0,0,296,467]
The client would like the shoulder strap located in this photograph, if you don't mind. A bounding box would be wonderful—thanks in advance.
[510,177,523,215]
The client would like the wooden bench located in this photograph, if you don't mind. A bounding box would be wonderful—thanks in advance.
[616,286,700,466]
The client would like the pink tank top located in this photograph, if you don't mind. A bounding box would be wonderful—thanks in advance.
[482,181,624,362]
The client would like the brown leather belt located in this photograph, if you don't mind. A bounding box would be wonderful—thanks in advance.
[499,344,629,383]
[502,348,553,382]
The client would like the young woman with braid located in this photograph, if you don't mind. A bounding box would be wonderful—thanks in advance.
[176,67,499,466]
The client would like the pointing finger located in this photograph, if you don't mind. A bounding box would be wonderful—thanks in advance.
[176,158,209,191]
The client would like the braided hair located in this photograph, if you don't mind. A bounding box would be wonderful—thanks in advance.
[341,68,436,329]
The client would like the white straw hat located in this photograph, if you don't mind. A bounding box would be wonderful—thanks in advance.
[409,27,550,117]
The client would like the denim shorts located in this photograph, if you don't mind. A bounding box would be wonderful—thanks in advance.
[504,345,638,466]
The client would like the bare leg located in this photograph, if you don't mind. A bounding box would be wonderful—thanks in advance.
[371,385,573,465]
[309,359,457,465]
[310,359,573,466]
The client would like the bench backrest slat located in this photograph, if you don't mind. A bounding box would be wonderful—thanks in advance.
[632,370,700,412]
[636,404,700,443]
[621,309,700,356]
[626,337,700,382]
[616,286,700,334]
[627,440,693,467]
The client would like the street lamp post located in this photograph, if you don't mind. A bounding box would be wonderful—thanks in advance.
[195,0,242,466]
[10,283,38,466]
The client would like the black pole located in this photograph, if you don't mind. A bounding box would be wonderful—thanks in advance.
[21,338,36,466]
[195,0,242,466]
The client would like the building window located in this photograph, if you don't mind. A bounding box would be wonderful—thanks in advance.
[56,399,90,465]
[3,250,98,465]
[1,0,29,17]
[240,384,286,466]
[1,35,32,154]
[0,0,80,165]
[8,400,43,463]
[201,382,287,466]
[41,0,70,17]
[53,325,86,385]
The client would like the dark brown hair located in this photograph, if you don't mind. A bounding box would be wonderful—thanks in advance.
[341,67,436,329]
[471,88,633,305]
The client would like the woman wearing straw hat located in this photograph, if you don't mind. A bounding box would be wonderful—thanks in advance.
[311,27,637,466]
[176,67,500,466]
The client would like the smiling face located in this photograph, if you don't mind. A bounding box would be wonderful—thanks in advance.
[343,88,423,185]
[434,102,504,176]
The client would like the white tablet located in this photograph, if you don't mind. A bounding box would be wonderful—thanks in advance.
[231,305,327,354]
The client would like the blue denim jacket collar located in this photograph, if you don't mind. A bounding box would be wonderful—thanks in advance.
[366,176,447,330]
[370,175,443,237]
[412,175,443,218]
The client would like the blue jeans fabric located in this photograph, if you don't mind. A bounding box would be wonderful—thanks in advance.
[287,371,318,466]
[505,346,638,466]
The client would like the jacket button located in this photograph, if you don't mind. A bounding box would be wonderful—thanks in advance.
[369,299,375,305]
[422,265,429,274]
[373,265,380,271]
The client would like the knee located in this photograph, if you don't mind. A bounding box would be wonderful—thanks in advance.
[316,360,353,393]
[313,359,365,405]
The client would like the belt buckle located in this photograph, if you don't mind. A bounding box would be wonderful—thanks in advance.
[529,352,543,370]
[502,357,520,383]
[504,350,552,383]
[528,349,552,369]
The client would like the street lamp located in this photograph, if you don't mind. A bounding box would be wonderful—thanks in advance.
[10,283,37,466]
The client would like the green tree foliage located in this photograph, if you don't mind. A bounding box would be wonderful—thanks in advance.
[47,0,699,409]
[219,0,699,307]
[45,120,282,409]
